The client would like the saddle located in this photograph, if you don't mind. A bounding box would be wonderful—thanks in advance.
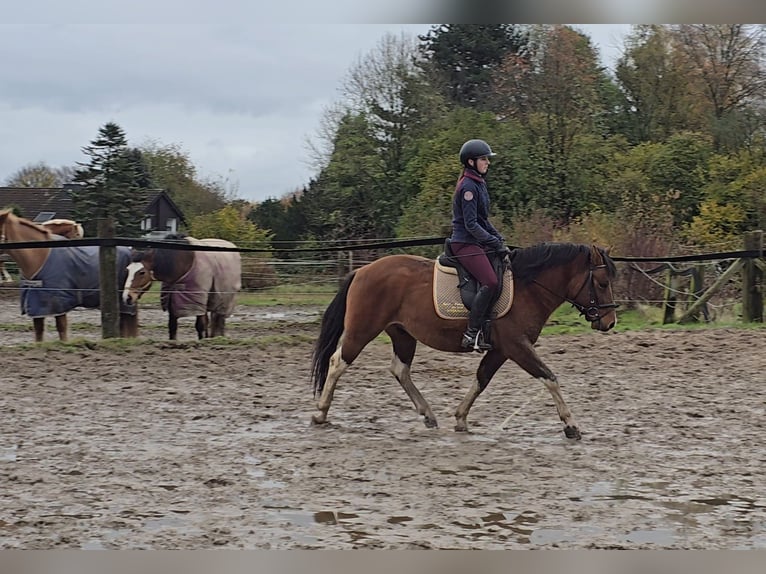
[433,239,514,320]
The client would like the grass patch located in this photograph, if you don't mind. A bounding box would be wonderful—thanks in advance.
[136,281,337,307]
[541,302,766,335]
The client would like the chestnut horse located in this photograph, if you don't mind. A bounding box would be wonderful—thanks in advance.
[311,243,618,440]
[122,234,241,340]
[0,209,138,342]
[0,219,83,283]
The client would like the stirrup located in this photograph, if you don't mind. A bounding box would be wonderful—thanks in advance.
[462,330,492,352]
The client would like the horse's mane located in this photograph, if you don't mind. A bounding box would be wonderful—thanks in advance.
[510,242,616,284]
[0,210,53,237]
[152,234,194,279]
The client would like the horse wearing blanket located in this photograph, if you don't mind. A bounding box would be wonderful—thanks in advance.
[0,209,138,342]
[123,234,242,340]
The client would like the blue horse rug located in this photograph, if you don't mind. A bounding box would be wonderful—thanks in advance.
[20,244,136,318]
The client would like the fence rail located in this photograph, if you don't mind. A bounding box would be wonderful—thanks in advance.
[1,231,763,331]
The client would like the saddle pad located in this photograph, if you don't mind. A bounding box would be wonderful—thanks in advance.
[432,261,514,320]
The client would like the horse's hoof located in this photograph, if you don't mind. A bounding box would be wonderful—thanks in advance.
[564,426,582,440]
[310,414,328,426]
[423,417,438,429]
[454,424,468,432]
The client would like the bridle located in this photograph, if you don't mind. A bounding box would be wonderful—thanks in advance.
[532,255,619,323]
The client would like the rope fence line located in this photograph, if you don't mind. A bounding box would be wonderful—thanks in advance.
[1,233,762,324]
[0,235,762,262]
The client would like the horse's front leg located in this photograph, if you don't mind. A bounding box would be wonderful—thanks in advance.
[455,350,506,432]
[510,342,581,440]
[168,314,178,340]
[33,317,45,342]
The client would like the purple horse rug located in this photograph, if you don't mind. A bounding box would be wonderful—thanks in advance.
[160,238,242,318]
[21,245,136,318]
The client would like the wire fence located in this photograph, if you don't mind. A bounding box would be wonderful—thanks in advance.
[1,234,763,322]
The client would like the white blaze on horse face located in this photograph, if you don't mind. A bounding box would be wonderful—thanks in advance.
[123,262,152,304]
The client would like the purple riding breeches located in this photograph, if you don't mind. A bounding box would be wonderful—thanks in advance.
[449,242,499,291]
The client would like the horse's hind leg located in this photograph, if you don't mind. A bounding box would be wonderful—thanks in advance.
[195,314,210,339]
[311,336,352,425]
[54,314,67,342]
[209,313,224,337]
[386,325,437,428]
[455,350,506,432]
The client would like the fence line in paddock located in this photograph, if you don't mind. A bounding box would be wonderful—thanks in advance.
[0,230,763,336]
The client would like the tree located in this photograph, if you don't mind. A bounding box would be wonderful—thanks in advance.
[188,204,272,246]
[671,24,766,150]
[493,25,612,221]
[71,122,146,237]
[418,24,528,111]
[138,140,227,218]
[248,193,307,255]
[4,162,75,187]
[615,25,706,143]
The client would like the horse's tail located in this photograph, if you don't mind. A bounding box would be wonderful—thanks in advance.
[311,271,356,397]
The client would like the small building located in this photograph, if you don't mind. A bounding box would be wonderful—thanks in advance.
[0,184,187,238]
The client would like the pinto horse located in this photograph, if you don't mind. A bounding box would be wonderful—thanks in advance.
[122,234,241,340]
[311,243,618,439]
[0,209,138,342]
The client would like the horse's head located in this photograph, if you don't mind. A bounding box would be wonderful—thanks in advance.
[122,259,154,305]
[571,245,619,332]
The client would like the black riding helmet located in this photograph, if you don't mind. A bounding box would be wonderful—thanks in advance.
[459,139,496,167]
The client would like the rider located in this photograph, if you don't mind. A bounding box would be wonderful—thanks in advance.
[449,139,506,352]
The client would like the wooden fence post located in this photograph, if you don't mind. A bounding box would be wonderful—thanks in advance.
[98,218,120,339]
[742,230,764,323]
[662,268,679,324]
[688,264,709,322]
[678,258,745,324]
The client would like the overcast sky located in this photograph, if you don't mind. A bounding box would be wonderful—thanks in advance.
[1,12,631,203]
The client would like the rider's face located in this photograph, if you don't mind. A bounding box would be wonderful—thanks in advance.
[474,156,490,175]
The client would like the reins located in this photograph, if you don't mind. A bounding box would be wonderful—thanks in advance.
[532,255,618,323]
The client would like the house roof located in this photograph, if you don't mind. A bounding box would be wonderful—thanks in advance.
[0,186,185,223]
[0,187,74,221]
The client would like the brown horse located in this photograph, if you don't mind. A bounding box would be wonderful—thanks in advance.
[311,243,618,440]
[122,234,241,340]
[0,209,139,342]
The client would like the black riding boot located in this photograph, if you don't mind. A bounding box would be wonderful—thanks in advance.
[462,285,495,351]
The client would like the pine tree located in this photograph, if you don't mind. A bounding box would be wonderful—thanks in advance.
[71,122,146,237]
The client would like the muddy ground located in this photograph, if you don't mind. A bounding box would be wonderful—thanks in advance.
[0,296,765,549]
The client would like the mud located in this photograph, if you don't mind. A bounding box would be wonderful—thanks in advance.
[0,298,765,549]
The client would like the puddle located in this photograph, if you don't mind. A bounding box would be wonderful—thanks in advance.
[1,444,17,462]
[624,529,676,545]
[243,454,286,488]
[247,420,299,440]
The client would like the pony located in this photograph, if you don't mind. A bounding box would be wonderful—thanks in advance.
[122,234,242,340]
[310,243,618,440]
[0,209,139,342]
